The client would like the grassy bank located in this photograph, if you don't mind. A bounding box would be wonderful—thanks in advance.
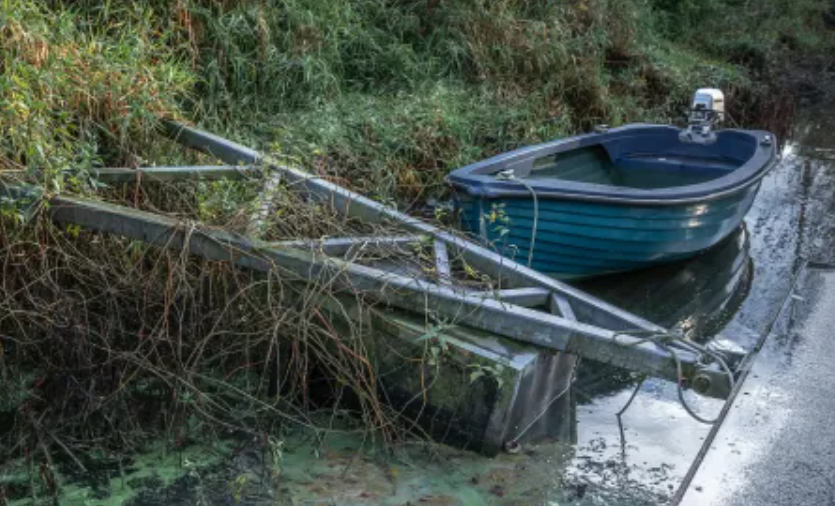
[3,0,832,199]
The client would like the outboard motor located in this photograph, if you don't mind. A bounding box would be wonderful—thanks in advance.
[679,88,725,145]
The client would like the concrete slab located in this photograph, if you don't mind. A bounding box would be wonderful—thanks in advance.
[678,264,835,505]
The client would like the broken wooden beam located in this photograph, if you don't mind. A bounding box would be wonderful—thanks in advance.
[247,172,283,238]
[480,288,551,308]
[550,294,577,320]
[162,121,667,335]
[433,240,452,285]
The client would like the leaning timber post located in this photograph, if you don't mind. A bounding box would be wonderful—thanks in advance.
[160,121,668,334]
[158,122,738,400]
[244,168,283,397]
[44,195,724,394]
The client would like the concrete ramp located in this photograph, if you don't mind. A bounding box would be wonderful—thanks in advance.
[678,264,835,505]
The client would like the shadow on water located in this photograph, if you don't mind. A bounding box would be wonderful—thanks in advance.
[579,224,753,340]
[515,224,753,442]
[485,224,758,505]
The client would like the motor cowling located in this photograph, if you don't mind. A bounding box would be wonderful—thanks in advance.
[679,88,725,145]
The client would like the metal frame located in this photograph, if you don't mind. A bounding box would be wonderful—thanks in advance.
[7,122,742,399]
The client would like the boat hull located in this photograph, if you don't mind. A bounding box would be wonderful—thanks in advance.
[457,182,760,279]
[449,124,776,279]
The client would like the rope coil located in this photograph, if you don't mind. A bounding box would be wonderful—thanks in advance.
[614,329,737,424]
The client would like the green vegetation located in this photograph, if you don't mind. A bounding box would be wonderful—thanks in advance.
[0,0,193,191]
[2,0,831,198]
[0,1,832,503]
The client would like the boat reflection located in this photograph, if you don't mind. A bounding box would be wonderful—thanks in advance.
[518,225,753,445]
[578,224,753,341]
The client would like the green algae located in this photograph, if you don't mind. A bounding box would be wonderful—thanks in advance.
[4,441,231,506]
[2,411,669,506]
[262,429,571,506]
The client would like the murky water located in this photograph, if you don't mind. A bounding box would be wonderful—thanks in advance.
[27,105,835,506]
[560,104,835,504]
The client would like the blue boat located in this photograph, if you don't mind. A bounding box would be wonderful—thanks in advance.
[447,90,778,279]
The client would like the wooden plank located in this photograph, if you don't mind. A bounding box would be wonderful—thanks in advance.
[270,235,424,257]
[163,121,666,334]
[95,165,258,182]
[479,287,551,308]
[434,240,452,285]
[44,194,731,398]
[247,172,282,238]
[550,293,577,320]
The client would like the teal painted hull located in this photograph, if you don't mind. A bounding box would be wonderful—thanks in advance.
[448,125,776,279]
[458,183,759,279]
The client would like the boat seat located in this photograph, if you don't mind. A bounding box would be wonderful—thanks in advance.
[615,154,738,174]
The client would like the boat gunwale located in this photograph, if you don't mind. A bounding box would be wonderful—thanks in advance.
[447,124,778,206]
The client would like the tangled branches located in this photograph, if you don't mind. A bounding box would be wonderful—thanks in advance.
[0,174,484,501]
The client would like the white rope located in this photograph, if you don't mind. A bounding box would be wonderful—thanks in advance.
[495,170,539,268]
[613,329,736,425]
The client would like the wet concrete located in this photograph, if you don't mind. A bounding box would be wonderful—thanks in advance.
[678,265,835,505]
[552,103,835,503]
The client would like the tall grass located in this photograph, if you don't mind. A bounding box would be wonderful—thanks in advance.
[0,0,193,191]
[652,0,832,65]
[3,0,830,199]
[177,0,756,201]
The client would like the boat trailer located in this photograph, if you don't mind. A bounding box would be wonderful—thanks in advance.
[4,122,742,401]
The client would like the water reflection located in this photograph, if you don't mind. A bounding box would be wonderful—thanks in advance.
[578,225,753,342]
[518,226,753,446]
[558,103,835,503]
